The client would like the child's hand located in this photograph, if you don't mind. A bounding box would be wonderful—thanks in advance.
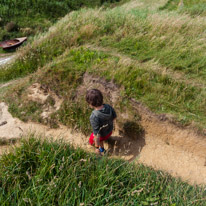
[95,148,100,155]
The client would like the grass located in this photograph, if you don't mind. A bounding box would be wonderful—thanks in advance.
[2,5,206,82]
[0,136,205,205]
[1,1,206,204]
[1,4,206,133]
[160,0,206,17]
[0,0,122,41]
[3,48,142,135]
[3,47,206,135]
[3,49,108,133]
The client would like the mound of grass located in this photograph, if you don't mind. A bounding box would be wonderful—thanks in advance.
[0,136,205,205]
[2,1,206,133]
[3,48,141,134]
[4,47,206,135]
[4,49,108,133]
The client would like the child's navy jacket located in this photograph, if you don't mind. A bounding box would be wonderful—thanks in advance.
[90,104,116,137]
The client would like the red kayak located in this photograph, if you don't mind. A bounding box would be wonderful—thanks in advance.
[0,37,27,50]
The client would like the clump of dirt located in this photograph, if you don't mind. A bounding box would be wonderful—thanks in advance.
[27,83,63,120]
[119,120,144,140]
[77,72,121,104]
[27,83,49,104]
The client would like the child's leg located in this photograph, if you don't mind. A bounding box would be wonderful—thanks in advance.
[100,141,104,148]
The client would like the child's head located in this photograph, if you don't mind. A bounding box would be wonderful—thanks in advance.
[86,89,103,107]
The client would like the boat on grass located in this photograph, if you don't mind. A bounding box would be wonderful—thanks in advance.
[0,37,27,50]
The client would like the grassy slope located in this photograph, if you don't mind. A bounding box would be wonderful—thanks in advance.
[0,0,122,42]
[1,1,206,131]
[0,1,206,203]
[0,137,205,205]
[3,48,144,134]
[3,47,206,133]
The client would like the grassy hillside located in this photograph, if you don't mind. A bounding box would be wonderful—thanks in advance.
[0,136,205,205]
[1,0,206,202]
[1,0,206,133]
[0,0,122,41]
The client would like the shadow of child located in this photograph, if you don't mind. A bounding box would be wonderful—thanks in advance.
[104,133,146,161]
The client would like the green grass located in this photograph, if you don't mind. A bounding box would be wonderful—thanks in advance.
[99,34,206,78]
[1,2,206,204]
[2,6,206,82]
[0,136,205,205]
[160,0,206,17]
[1,5,205,133]
[0,0,122,41]
[3,49,108,133]
[3,47,206,135]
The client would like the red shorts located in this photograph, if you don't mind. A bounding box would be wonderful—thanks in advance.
[89,131,112,145]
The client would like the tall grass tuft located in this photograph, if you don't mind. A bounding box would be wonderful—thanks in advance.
[0,136,205,205]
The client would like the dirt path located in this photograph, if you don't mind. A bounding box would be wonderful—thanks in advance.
[1,101,206,185]
[0,54,15,67]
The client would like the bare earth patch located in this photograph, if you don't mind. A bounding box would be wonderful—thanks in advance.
[27,83,63,119]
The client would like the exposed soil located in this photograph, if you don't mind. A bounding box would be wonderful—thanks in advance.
[1,73,206,185]
[27,83,63,119]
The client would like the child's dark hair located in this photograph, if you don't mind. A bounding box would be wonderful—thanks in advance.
[86,89,103,107]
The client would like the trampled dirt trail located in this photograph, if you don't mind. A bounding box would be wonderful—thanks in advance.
[1,72,206,185]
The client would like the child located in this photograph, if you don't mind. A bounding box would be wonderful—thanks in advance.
[86,89,117,155]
